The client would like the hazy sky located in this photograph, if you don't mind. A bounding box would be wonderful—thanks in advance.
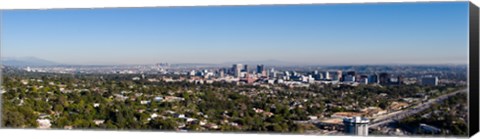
[1,2,469,65]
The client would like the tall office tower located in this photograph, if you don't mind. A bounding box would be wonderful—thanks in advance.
[269,68,277,78]
[221,68,229,75]
[257,64,265,76]
[341,72,349,81]
[347,71,356,76]
[232,64,243,78]
[368,74,379,84]
[359,75,369,84]
[329,71,338,81]
[343,117,370,136]
[421,76,438,86]
[219,70,225,78]
[360,75,368,78]
[284,71,291,80]
[379,72,391,85]
[292,71,298,76]
[313,70,322,80]
[243,65,249,72]
[256,64,264,73]
[329,71,342,81]
[324,71,330,80]
[337,70,343,81]
[189,70,196,76]
[343,75,356,82]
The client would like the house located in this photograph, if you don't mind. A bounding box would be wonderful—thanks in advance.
[205,123,219,129]
[199,120,207,126]
[132,77,141,81]
[21,80,29,85]
[263,112,274,117]
[174,114,185,118]
[148,78,159,82]
[37,119,51,129]
[151,113,158,119]
[140,100,151,105]
[114,94,128,101]
[177,123,186,129]
[165,110,176,115]
[229,122,239,127]
[93,103,100,108]
[164,96,185,102]
[135,93,143,97]
[253,108,264,113]
[64,125,73,130]
[205,80,214,84]
[93,120,105,125]
[308,115,318,120]
[185,118,197,122]
[153,96,163,102]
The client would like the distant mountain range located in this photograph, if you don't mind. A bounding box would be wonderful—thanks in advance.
[220,59,301,66]
[166,60,302,67]
[1,57,301,67]
[2,57,60,66]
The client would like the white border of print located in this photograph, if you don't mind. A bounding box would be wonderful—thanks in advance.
[0,0,478,139]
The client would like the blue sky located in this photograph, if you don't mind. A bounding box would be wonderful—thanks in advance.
[1,2,470,65]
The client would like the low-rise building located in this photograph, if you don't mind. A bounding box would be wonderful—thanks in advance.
[93,119,105,125]
[37,119,51,129]
[421,76,438,86]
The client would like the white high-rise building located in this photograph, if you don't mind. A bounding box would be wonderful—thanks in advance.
[324,71,330,80]
[269,68,277,78]
[343,117,369,136]
[359,78,368,84]
[232,64,243,78]
[189,70,196,76]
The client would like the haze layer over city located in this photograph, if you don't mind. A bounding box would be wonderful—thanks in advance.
[1,1,470,137]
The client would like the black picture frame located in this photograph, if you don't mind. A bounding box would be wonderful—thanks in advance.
[469,1,479,137]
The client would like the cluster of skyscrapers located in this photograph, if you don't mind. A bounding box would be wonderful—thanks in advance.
[187,64,439,86]
[227,64,406,85]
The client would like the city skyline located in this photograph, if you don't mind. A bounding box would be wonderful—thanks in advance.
[1,2,470,65]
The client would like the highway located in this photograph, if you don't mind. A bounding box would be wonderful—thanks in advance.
[369,88,468,128]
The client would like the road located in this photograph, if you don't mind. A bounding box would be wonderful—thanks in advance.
[369,88,468,128]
